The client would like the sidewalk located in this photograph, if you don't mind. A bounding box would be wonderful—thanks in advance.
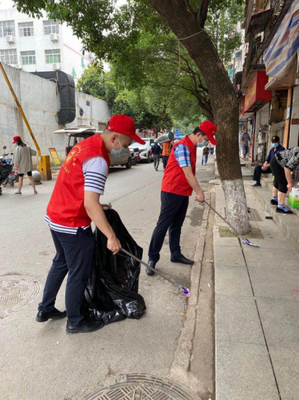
[214,179,299,400]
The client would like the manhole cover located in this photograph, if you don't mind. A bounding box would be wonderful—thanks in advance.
[0,275,40,318]
[84,373,198,400]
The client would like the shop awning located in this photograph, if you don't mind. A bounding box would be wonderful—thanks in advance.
[264,1,299,80]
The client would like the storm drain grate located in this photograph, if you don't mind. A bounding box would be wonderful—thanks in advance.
[84,373,198,400]
[0,275,40,318]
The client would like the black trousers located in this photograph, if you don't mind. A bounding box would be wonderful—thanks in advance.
[270,156,288,194]
[148,191,189,263]
[162,156,169,169]
[39,227,95,325]
[253,165,272,183]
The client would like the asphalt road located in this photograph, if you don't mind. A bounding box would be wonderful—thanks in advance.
[0,155,208,400]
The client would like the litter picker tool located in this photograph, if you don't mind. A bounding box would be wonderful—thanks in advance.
[120,248,190,297]
[203,200,260,248]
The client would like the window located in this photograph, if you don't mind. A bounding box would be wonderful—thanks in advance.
[21,51,36,65]
[45,49,61,64]
[0,49,17,65]
[0,21,15,37]
[19,22,34,37]
[43,20,59,35]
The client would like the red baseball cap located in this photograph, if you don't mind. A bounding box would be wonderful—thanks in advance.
[12,135,21,144]
[105,115,145,145]
[199,121,217,145]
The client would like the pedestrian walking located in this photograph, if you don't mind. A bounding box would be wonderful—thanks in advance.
[146,121,217,276]
[162,140,172,169]
[152,141,161,171]
[241,129,251,159]
[209,142,215,156]
[12,135,38,195]
[270,146,299,214]
[37,115,145,334]
[252,135,284,187]
[202,144,210,165]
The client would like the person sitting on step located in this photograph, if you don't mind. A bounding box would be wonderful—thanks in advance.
[252,135,284,187]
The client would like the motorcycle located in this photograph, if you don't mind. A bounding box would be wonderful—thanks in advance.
[0,146,17,195]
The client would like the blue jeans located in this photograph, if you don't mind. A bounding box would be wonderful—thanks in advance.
[242,144,249,157]
[39,228,95,325]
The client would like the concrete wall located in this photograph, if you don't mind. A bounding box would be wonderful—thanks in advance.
[0,64,111,162]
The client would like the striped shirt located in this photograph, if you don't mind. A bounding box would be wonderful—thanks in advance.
[174,144,191,168]
[45,156,108,234]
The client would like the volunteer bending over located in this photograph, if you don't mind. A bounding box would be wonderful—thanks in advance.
[37,115,145,334]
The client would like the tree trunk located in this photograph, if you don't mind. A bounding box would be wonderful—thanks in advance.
[149,0,250,234]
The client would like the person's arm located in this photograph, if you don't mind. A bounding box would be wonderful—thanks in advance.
[84,191,121,254]
[284,168,293,192]
[182,166,205,202]
[30,147,37,156]
[13,147,20,171]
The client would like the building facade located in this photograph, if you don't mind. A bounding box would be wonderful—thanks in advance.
[236,0,298,163]
[0,0,92,82]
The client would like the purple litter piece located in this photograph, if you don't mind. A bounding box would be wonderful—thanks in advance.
[181,287,190,297]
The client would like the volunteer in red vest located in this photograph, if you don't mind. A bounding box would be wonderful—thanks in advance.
[146,121,217,275]
[36,115,145,334]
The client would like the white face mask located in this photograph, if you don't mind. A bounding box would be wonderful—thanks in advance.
[198,139,208,148]
[111,138,127,158]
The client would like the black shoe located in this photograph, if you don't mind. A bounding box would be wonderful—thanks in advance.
[36,307,67,322]
[146,260,156,276]
[270,199,278,205]
[66,319,104,334]
[252,183,261,187]
[276,207,293,214]
[171,254,194,265]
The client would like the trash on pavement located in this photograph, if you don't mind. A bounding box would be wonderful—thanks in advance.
[204,201,260,248]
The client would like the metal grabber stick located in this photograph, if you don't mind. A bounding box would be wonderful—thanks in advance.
[203,200,260,248]
[120,248,190,297]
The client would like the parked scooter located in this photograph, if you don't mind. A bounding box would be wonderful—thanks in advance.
[0,146,17,195]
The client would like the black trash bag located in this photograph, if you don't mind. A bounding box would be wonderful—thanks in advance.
[84,209,146,323]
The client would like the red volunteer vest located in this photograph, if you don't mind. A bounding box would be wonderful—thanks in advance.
[47,135,110,227]
[161,135,196,197]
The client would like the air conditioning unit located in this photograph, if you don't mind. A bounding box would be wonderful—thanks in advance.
[50,33,59,42]
[53,63,61,70]
[6,35,15,44]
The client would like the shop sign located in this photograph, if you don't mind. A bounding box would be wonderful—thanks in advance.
[244,71,272,112]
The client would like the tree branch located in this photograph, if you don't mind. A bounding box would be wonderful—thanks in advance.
[197,0,210,28]
[184,0,197,21]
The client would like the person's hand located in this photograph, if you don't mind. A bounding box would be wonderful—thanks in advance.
[107,235,121,255]
[287,183,294,192]
[101,203,112,209]
[195,189,205,203]
[261,163,267,171]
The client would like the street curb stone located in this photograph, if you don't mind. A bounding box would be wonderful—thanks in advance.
[169,198,211,399]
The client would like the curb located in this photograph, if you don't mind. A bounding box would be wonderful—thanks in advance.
[169,195,211,399]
